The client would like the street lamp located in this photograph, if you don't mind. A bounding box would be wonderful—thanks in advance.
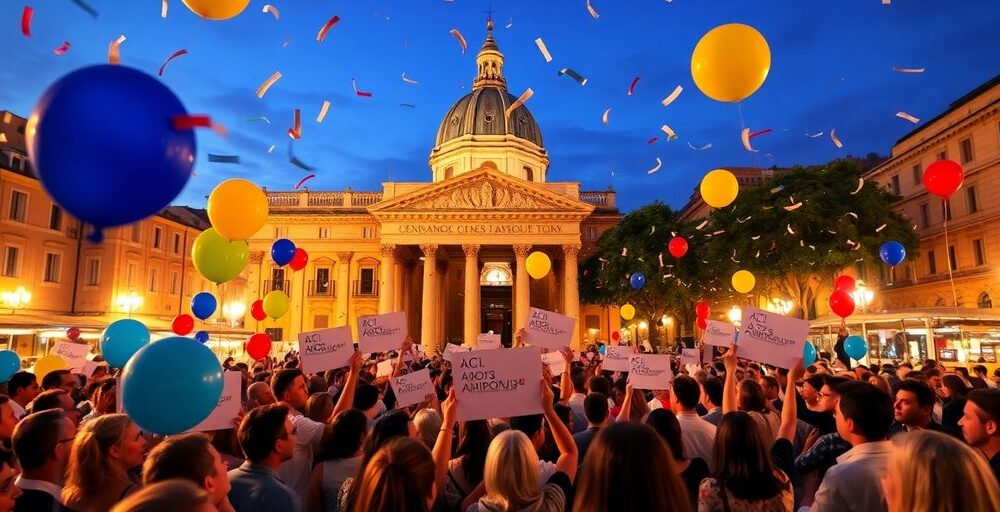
[727,306,742,326]
[222,301,247,328]
[117,291,143,318]
[1,286,30,314]
[851,281,876,361]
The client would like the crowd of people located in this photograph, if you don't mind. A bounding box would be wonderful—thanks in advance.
[0,331,998,512]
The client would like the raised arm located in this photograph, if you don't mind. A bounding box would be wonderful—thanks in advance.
[559,346,574,404]
[778,359,805,442]
[616,381,634,423]
[331,351,363,419]
[721,345,739,414]
[431,389,458,502]
[392,336,414,378]
[543,378,579,482]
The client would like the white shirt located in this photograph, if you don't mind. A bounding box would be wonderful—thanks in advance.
[278,410,326,504]
[567,392,587,433]
[648,398,665,411]
[8,400,24,420]
[15,476,62,501]
[537,459,557,489]
[675,410,717,471]
[811,441,892,512]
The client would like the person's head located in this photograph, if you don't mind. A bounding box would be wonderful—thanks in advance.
[509,414,546,450]
[318,409,368,462]
[64,414,147,502]
[574,422,691,512]
[587,375,611,397]
[894,380,937,427]
[959,388,1000,449]
[12,409,75,480]
[0,446,21,510]
[759,376,780,400]
[305,392,333,423]
[801,374,824,402]
[954,367,970,378]
[109,479,214,512]
[701,377,723,409]
[670,375,701,412]
[869,374,892,394]
[31,389,81,426]
[583,393,610,427]
[245,381,276,409]
[737,379,768,413]
[570,367,587,393]
[972,365,989,378]
[0,397,15,442]
[940,375,969,400]
[456,420,493,485]
[41,369,80,397]
[143,433,230,507]
[817,375,848,413]
[8,371,40,405]
[882,430,1000,512]
[237,403,294,464]
[644,408,684,460]
[711,411,783,501]
[270,369,308,409]
[352,437,435,512]
[837,381,893,443]
[93,377,117,415]
[482,430,541,509]
[412,408,443,450]
[354,383,381,413]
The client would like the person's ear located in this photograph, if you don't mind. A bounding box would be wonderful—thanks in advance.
[108,444,121,461]
[986,419,998,437]
[203,474,215,492]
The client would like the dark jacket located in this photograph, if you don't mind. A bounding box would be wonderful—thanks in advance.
[15,488,76,512]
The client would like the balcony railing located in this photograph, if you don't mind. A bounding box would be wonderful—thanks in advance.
[580,189,616,209]
[266,189,383,209]
[263,280,290,293]
[308,280,335,297]
[352,279,379,297]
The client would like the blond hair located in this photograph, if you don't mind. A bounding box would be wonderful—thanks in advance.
[110,479,209,512]
[480,430,542,511]
[62,413,133,505]
[886,430,1000,512]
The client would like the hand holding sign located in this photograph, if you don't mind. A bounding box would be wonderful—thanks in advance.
[522,308,576,350]
[722,345,738,373]
[358,312,407,354]
[442,388,458,428]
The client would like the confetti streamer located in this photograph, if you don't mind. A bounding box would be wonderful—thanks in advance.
[53,41,71,55]
[601,108,611,125]
[806,132,824,138]
[449,28,467,53]
[830,129,843,148]
[621,247,627,256]
[846,212,859,219]
[71,0,98,17]
[787,225,795,235]
[741,128,758,152]
[267,145,276,153]
[262,4,280,20]
[784,202,803,211]
[171,115,211,130]
[289,142,316,170]
[696,220,708,230]
[108,35,126,65]
[658,253,664,268]
[401,72,419,84]
[892,67,924,73]
[660,124,677,140]
[504,87,534,118]
[687,142,712,151]
[748,128,772,138]
[399,104,417,109]
[586,0,600,18]
[646,137,659,145]
[895,111,920,124]
[157,49,188,76]
[850,178,864,195]
[283,36,291,48]
[288,109,301,139]
[316,15,341,42]
[534,38,553,63]
[161,0,167,18]
[316,101,331,123]
[737,216,752,223]
[208,154,240,164]
[295,174,316,189]
[875,223,887,233]
[558,68,588,86]
[646,157,662,175]
[21,6,33,37]
[505,18,513,29]
[751,235,760,240]
[770,185,785,194]
[660,85,683,107]
[256,71,282,98]
[627,76,640,96]
[352,78,373,97]
[245,116,271,124]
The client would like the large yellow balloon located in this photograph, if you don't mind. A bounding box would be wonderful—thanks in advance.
[181,0,250,20]
[262,290,290,319]
[691,23,771,103]
[732,270,756,294]
[33,354,66,380]
[620,304,636,321]
[700,169,739,209]
[207,179,269,241]
[525,251,552,280]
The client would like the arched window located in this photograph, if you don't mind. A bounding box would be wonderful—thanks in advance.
[978,292,992,309]
[524,167,534,181]
[444,167,454,180]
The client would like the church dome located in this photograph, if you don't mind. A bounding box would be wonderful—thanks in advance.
[435,88,543,147]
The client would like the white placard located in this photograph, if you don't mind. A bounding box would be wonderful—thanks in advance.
[602,346,633,372]
[736,306,810,369]
[476,334,502,351]
[298,327,354,375]
[81,360,108,378]
[189,372,242,432]
[51,341,91,373]
[357,312,408,354]
[541,351,567,377]
[523,308,576,350]
[442,343,469,362]
[628,355,673,390]
[454,347,543,421]
[701,344,715,364]
[680,348,700,367]
[390,369,435,408]
[703,321,736,347]
[376,359,394,377]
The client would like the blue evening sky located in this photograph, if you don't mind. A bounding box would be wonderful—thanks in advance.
[1,0,997,212]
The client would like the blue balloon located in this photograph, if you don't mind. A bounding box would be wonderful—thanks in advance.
[879,241,906,267]
[191,292,217,321]
[598,344,607,356]
[271,239,296,266]
[844,335,868,360]
[803,341,817,367]
[27,65,195,242]
[194,331,209,344]
[630,272,647,290]
[100,319,150,368]
[0,350,21,383]
[121,336,223,435]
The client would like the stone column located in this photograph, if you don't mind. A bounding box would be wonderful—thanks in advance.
[378,244,396,314]
[513,244,532,331]
[463,244,481,345]
[436,260,448,347]
[335,252,353,326]
[563,245,582,349]
[419,245,438,351]
[393,259,406,313]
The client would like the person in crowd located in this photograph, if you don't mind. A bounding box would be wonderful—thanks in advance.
[760,376,782,411]
[442,420,492,510]
[352,384,384,425]
[11,409,75,512]
[6,372,39,419]
[228,403,300,512]
[41,371,81,401]
[413,408,443,450]
[882,430,1000,512]
[0,446,22,512]
[647,389,671,412]
[143,433,235,512]
[868,374,891,395]
[890,379,956,436]
[958,388,1000,482]
[109,480,214,512]
[0,397,17,446]
[574,422,692,512]
[615,385,650,423]
[969,365,990,389]
[211,429,245,471]
[811,381,894,512]
[721,348,779,443]
[62,413,147,512]
[670,375,716,470]
[644,409,708,509]
[953,367,974,389]
[939,374,969,432]
[245,382,276,411]
[306,409,367,512]
[564,367,588,434]
[699,378,724,426]
[571,393,609,464]
[306,393,334,424]
[31,389,81,426]
[338,409,418,510]
[81,378,116,423]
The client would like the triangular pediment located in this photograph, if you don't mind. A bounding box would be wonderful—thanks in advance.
[368,168,595,214]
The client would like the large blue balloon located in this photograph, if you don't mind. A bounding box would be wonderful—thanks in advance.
[0,350,21,383]
[27,65,195,242]
[844,335,868,360]
[194,331,209,344]
[191,292,217,321]
[121,336,223,435]
[630,272,647,290]
[803,341,817,367]
[879,241,906,267]
[271,239,296,266]
[100,319,150,368]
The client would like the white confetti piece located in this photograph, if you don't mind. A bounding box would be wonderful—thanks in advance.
[401,72,419,84]
[161,0,168,18]
[787,224,795,234]
[850,178,864,195]
[895,111,920,123]
[846,212,859,219]
[660,124,677,140]
[256,71,282,98]
[892,67,924,73]
[806,132,824,138]
[770,185,785,194]
[875,223,887,233]
[449,28,467,53]
[751,235,760,240]
[784,202,803,211]
[696,220,709,230]
[267,144,276,153]
[650,226,656,234]
[534,38,553,63]
[504,88,534,118]
[687,142,712,151]
[661,85,683,107]
[647,157,662,175]
[262,4,280,20]
[602,108,611,125]
[586,0,600,18]
[741,128,758,152]
[737,216,752,223]
[621,247,628,256]
[658,253,664,267]
[830,129,843,148]
[316,100,331,123]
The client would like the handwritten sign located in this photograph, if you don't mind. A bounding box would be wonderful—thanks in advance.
[736,306,810,369]
[628,355,673,390]
[51,341,90,373]
[680,348,700,367]
[703,321,736,347]
[701,344,715,364]
[81,360,107,378]
[357,312,407,354]
[390,369,434,408]
[603,346,633,372]
[298,327,354,374]
[376,359,394,377]
[454,347,542,421]
[523,307,576,350]
[189,372,242,432]
[476,334,502,351]
[541,351,567,376]
[442,343,469,362]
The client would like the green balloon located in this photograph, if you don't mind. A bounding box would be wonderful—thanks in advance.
[192,228,248,283]
[263,290,289,319]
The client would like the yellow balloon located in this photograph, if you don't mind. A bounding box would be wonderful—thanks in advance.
[525,251,552,280]
[691,23,771,103]
[700,169,739,209]
[181,0,250,20]
[262,290,290,319]
[33,354,67,380]
[620,304,636,321]
[207,179,269,241]
[732,270,756,294]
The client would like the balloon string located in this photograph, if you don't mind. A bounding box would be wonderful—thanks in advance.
[943,199,958,307]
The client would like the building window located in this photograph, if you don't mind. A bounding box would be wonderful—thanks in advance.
[973,239,985,266]
[967,186,978,214]
[585,226,598,240]
[978,293,993,309]
[936,150,948,161]
[911,164,922,185]
[274,227,287,238]
[172,233,182,254]
[152,227,163,249]
[927,250,936,275]
[264,328,283,342]
[43,253,61,283]
[362,227,375,239]
[126,262,138,287]
[49,205,63,231]
[943,201,951,222]
[169,271,179,294]
[148,268,159,292]
[8,190,27,222]
[319,227,330,239]
[948,245,957,271]
[2,246,19,278]
[85,258,100,286]
[359,268,376,294]
[444,167,454,180]
[524,167,534,181]
[131,223,141,243]
[9,154,24,171]
[315,268,331,293]
[585,315,600,330]
[889,175,900,195]
[959,138,974,164]
[270,268,285,291]
[919,203,930,228]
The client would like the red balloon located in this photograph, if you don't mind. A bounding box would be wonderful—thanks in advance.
[250,299,266,321]
[834,275,856,292]
[695,301,710,318]
[289,248,309,271]
[66,327,81,341]
[696,317,708,330]
[171,314,194,336]
[668,236,689,259]
[247,333,272,361]
[611,331,621,342]
[922,160,964,198]
[829,289,856,319]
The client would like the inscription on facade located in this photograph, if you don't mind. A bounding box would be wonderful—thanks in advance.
[398,224,564,235]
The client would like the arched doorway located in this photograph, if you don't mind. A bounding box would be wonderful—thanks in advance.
[480,263,513,346]
[979,292,992,309]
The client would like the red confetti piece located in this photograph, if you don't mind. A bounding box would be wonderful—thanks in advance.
[646,137,658,144]
[627,76,640,96]
[108,35,126,65]
[172,115,227,137]
[21,6,33,37]
[294,174,316,189]
[53,41,71,55]
[287,109,301,139]
[352,78,373,97]
[748,128,772,138]
[316,15,340,42]
[158,49,188,76]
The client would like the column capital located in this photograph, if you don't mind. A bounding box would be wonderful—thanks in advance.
[512,244,532,259]
[336,252,354,264]
[249,251,265,264]
[380,244,397,257]
[462,244,481,257]
[562,244,582,257]
[419,244,438,258]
